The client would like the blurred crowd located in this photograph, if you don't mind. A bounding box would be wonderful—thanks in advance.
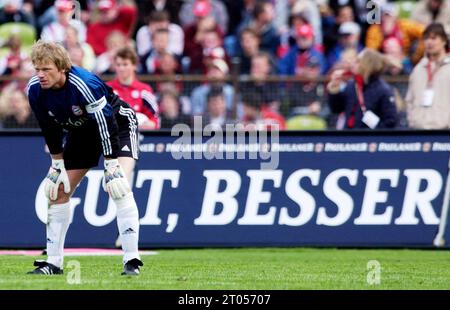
[1,0,450,131]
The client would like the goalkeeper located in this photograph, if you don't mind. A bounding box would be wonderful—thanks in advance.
[27,41,142,276]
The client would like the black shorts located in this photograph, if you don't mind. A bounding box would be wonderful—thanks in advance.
[63,100,139,170]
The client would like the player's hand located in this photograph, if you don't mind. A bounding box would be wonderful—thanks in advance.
[44,159,70,201]
[103,159,131,199]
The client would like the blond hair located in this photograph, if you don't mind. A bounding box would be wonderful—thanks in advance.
[357,48,389,82]
[30,40,72,72]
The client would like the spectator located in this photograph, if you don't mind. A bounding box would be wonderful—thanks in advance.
[179,0,229,34]
[159,88,191,129]
[278,24,326,76]
[278,24,325,115]
[135,10,184,57]
[289,0,323,45]
[94,31,131,75]
[237,27,261,75]
[327,48,398,130]
[155,52,180,75]
[107,46,159,130]
[235,0,257,35]
[244,51,281,112]
[204,87,234,130]
[0,82,37,128]
[406,23,450,129]
[136,0,183,28]
[66,43,84,68]
[0,0,35,25]
[382,37,413,75]
[40,0,86,43]
[140,28,171,74]
[201,29,228,72]
[190,59,234,115]
[412,0,450,35]
[241,92,286,131]
[63,25,95,71]
[328,0,368,26]
[153,52,183,94]
[323,5,356,55]
[326,21,364,73]
[183,12,223,74]
[87,0,137,55]
[35,0,90,32]
[0,34,34,88]
[239,0,280,57]
[366,3,425,64]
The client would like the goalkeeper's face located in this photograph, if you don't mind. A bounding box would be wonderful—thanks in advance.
[34,61,67,90]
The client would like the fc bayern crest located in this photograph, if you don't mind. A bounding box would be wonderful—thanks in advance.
[72,105,83,116]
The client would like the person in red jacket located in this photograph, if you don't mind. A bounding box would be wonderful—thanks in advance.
[87,0,137,55]
[107,46,159,130]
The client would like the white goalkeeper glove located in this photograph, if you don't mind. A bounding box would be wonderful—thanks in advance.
[103,159,131,199]
[44,159,70,201]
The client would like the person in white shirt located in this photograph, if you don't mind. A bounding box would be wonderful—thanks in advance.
[135,10,184,57]
[40,0,87,43]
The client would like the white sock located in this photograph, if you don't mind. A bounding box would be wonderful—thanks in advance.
[114,193,140,264]
[46,202,71,268]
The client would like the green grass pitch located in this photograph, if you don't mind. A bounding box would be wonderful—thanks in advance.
[0,248,449,290]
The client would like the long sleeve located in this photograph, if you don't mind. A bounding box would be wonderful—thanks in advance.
[328,83,348,114]
[377,89,398,129]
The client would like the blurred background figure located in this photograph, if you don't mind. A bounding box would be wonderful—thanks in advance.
[412,0,450,35]
[159,87,191,129]
[327,48,398,130]
[190,59,234,115]
[278,24,326,76]
[179,0,228,34]
[35,0,90,33]
[107,46,159,130]
[140,28,172,74]
[0,34,34,88]
[236,27,261,75]
[87,0,137,56]
[241,92,286,131]
[0,0,35,25]
[62,25,95,71]
[136,10,184,58]
[382,37,413,75]
[40,0,86,44]
[285,0,323,46]
[323,4,357,58]
[243,51,280,112]
[94,31,131,75]
[183,2,223,74]
[237,0,279,57]
[201,28,228,72]
[278,23,326,117]
[0,82,37,128]
[136,0,183,30]
[406,23,450,129]
[326,21,363,73]
[366,3,425,65]
[204,86,234,130]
